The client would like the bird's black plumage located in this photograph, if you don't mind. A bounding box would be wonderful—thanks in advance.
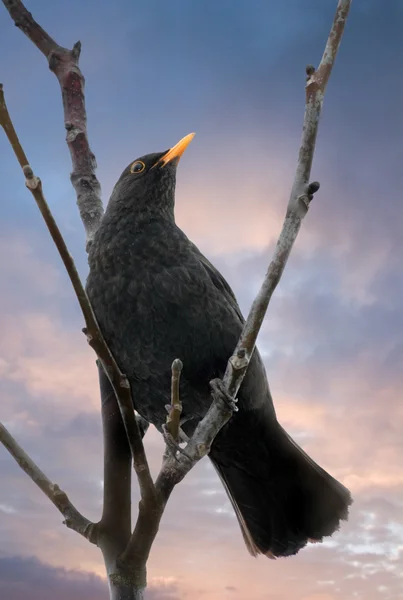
[86,135,352,558]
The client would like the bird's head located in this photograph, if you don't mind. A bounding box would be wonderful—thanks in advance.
[107,133,195,220]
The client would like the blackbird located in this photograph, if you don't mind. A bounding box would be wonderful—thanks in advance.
[86,133,352,558]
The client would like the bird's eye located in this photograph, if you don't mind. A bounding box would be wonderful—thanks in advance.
[130,161,145,174]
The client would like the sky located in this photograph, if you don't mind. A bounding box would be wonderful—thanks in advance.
[0,0,402,598]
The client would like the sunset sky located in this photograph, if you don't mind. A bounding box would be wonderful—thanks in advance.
[1,0,402,598]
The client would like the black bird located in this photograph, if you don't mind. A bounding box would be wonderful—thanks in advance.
[86,134,352,558]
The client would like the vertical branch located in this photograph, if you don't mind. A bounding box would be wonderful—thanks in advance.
[166,359,183,440]
[3,0,103,245]
[98,367,132,546]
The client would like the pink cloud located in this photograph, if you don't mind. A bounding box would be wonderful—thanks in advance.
[0,312,99,415]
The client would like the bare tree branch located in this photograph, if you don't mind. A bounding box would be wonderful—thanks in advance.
[98,367,132,539]
[0,421,96,541]
[2,0,103,246]
[223,0,351,400]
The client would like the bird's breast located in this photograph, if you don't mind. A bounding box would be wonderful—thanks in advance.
[87,222,213,369]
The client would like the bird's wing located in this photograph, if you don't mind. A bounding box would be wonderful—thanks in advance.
[189,242,245,325]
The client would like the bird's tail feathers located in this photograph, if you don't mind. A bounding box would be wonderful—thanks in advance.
[210,419,352,558]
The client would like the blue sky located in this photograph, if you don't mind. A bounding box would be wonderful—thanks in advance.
[0,1,402,599]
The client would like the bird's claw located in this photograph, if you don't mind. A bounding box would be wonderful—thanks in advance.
[210,378,238,412]
[162,424,191,461]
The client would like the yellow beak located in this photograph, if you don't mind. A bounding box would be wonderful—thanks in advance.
[158,132,195,167]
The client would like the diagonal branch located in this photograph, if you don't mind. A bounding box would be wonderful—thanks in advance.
[0,85,157,505]
[222,0,352,400]
[0,421,96,542]
[2,0,103,246]
[119,0,352,577]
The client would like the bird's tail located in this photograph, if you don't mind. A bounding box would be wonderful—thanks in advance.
[209,415,352,558]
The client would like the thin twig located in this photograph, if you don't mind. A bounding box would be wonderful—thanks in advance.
[0,85,157,505]
[117,360,185,583]
[166,359,183,441]
[0,421,97,541]
[2,0,103,246]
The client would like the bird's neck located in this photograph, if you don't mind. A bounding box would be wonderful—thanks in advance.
[101,199,175,241]
[112,184,176,222]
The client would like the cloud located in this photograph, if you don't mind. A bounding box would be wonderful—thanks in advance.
[147,577,183,600]
[0,556,185,600]
[0,555,107,600]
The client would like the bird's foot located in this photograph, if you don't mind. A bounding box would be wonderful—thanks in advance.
[162,423,191,461]
[210,378,238,412]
